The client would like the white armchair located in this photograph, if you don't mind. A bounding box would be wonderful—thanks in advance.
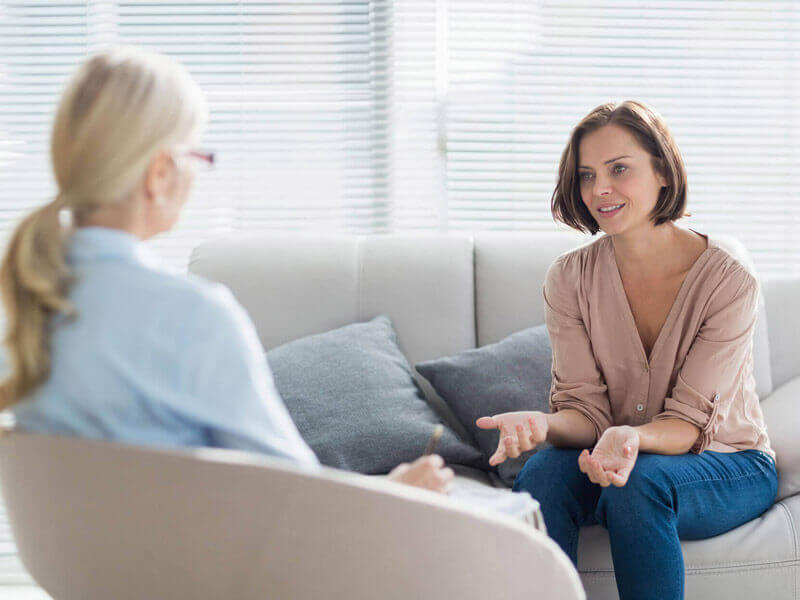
[0,431,584,600]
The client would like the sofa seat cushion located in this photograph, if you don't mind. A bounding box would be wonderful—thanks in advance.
[577,496,798,599]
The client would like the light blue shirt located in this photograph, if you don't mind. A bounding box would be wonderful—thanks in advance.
[11,227,319,466]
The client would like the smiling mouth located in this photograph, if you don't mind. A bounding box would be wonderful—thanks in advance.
[597,203,625,215]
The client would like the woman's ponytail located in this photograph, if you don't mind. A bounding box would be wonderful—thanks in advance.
[0,196,74,409]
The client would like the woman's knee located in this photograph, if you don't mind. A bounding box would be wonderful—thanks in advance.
[512,446,583,494]
[595,457,674,526]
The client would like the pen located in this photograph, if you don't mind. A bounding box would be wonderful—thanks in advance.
[423,424,444,456]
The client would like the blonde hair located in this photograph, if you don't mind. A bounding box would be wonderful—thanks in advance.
[0,46,206,408]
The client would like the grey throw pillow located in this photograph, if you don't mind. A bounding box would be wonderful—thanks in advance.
[267,315,483,474]
[415,324,552,486]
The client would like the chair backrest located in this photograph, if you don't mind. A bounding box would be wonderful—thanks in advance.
[0,431,584,600]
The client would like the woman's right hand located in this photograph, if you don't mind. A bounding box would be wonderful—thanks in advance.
[387,454,455,494]
[476,411,549,465]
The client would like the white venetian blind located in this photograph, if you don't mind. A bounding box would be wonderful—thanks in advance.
[437,0,800,277]
[1,1,800,277]
[0,0,391,269]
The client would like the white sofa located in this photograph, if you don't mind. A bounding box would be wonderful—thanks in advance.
[187,230,800,600]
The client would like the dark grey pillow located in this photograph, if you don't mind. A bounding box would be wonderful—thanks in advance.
[266,315,483,474]
[415,324,552,486]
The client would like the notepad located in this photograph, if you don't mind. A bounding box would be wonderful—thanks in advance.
[449,480,546,533]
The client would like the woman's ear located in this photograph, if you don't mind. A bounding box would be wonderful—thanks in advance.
[143,150,174,203]
[656,168,668,189]
[651,157,668,188]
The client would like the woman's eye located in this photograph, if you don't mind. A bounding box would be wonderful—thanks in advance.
[613,164,627,175]
[579,172,593,182]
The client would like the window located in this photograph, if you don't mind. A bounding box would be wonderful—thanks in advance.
[1,0,798,277]
[1,0,391,267]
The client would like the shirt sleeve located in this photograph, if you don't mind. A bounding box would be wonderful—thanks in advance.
[176,284,319,466]
[544,257,613,443]
[652,265,759,454]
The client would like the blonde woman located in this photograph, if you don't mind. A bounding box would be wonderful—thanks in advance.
[0,47,452,494]
[478,101,777,599]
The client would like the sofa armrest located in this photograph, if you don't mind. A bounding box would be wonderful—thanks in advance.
[763,277,800,390]
[761,377,800,501]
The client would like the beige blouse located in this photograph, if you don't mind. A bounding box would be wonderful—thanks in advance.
[544,231,774,460]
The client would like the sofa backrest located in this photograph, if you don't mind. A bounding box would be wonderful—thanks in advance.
[473,232,590,345]
[762,277,800,390]
[190,231,774,405]
[190,233,475,359]
[189,233,479,434]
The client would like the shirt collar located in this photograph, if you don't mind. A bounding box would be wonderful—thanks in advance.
[68,227,163,269]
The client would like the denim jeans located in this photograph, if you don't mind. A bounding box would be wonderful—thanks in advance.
[512,446,778,600]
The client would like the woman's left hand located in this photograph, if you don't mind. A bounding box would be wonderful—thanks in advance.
[578,425,639,487]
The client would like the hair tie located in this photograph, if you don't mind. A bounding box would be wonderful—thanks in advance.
[53,193,73,228]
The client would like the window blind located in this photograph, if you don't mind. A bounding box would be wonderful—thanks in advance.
[0,0,391,269]
[436,0,800,276]
[1,0,799,277]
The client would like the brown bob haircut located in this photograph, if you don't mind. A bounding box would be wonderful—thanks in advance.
[551,100,688,235]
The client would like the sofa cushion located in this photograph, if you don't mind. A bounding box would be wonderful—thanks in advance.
[416,324,553,486]
[266,315,482,474]
[578,496,798,599]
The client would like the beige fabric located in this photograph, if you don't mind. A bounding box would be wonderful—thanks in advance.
[0,431,585,600]
[545,231,774,459]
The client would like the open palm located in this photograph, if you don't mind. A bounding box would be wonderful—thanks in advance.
[475,411,548,466]
[579,425,639,487]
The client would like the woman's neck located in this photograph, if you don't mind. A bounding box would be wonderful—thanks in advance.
[75,199,150,240]
[611,223,700,280]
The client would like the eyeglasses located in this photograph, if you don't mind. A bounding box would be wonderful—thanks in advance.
[176,147,215,171]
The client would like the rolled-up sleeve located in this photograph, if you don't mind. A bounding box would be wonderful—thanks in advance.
[544,257,613,443]
[652,266,759,453]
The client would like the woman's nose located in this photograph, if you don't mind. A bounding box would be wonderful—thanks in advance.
[594,176,612,197]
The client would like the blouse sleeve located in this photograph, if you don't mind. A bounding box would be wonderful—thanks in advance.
[544,257,614,443]
[177,285,320,466]
[652,265,759,453]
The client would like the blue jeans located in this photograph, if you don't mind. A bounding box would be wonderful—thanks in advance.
[513,446,778,600]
